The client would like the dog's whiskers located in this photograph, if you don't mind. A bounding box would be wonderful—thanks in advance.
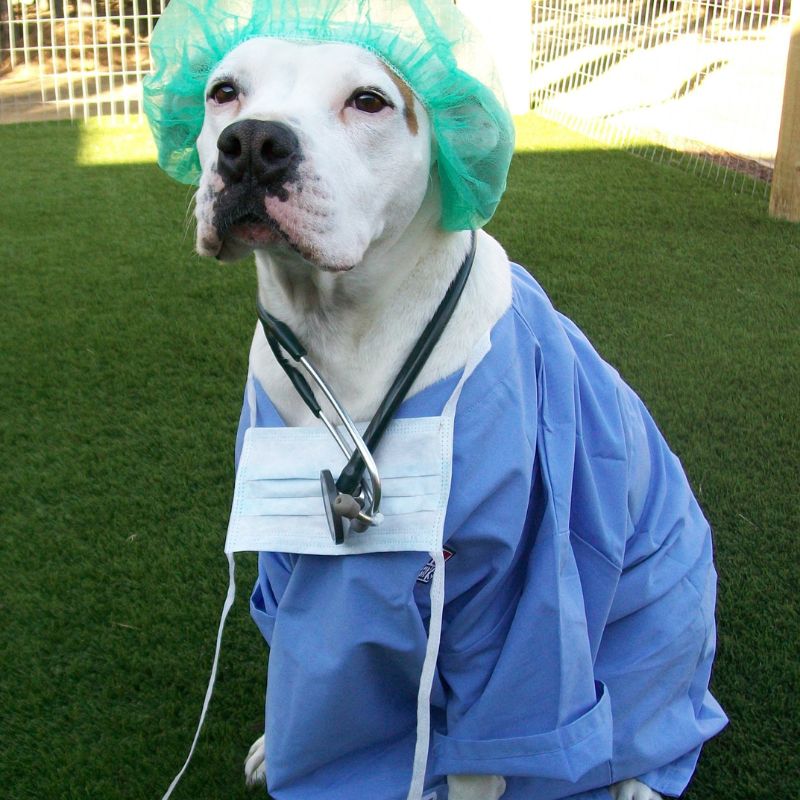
[181,189,199,244]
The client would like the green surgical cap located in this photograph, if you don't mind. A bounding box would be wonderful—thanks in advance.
[143,0,515,230]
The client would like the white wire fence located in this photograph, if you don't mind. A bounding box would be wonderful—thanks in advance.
[0,0,793,194]
[0,0,164,122]
[531,0,793,196]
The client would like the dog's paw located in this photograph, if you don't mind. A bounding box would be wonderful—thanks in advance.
[448,774,507,800]
[610,779,664,800]
[244,735,266,788]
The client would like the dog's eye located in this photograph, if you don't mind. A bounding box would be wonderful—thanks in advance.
[209,82,238,105]
[349,90,391,114]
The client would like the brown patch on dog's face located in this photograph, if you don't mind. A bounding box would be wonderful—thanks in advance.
[380,63,419,136]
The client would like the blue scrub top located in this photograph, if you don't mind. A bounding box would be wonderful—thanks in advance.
[239,264,727,800]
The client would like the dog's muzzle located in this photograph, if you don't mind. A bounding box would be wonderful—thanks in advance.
[209,119,305,258]
[216,119,301,200]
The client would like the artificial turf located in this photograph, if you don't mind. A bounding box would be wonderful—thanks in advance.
[1,114,798,800]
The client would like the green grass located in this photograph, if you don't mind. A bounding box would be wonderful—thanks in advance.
[1,114,798,799]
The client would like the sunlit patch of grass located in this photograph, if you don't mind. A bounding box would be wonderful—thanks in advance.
[513,113,606,152]
[76,115,157,166]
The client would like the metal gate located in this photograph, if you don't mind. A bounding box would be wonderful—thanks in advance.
[1,0,165,121]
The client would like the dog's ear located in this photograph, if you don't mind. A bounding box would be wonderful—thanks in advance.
[144,48,211,185]
[431,79,513,232]
[448,103,501,162]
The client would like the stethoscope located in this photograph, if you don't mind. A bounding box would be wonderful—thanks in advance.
[255,231,477,544]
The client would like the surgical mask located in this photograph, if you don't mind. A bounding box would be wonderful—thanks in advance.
[161,331,491,800]
[229,415,453,556]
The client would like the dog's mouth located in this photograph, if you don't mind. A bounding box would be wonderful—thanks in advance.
[208,191,295,262]
[207,185,354,271]
[219,209,283,248]
[210,179,291,248]
[232,215,282,247]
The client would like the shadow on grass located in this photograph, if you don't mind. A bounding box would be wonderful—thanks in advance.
[1,117,798,799]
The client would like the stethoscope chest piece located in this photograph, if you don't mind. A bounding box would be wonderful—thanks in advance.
[321,469,374,543]
[320,469,345,545]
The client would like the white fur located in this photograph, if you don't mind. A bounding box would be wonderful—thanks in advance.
[243,734,265,788]
[196,39,434,270]
[195,37,663,800]
[448,774,507,800]
[611,780,664,800]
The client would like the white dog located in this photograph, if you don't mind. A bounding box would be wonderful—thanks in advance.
[188,36,722,800]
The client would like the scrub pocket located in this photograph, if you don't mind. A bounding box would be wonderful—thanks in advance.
[432,681,612,786]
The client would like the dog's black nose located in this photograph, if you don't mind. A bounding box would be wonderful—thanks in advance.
[216,120,301,191]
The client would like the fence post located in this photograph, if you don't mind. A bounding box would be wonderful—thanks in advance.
[770,1,800,222]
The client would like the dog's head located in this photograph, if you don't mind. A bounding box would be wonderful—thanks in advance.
[193,39,433,269]
[144,0,516,264]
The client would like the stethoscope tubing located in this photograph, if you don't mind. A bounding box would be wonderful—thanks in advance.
[257,302,381,517]
[298,353,381,512]
[335,231,477,497]
[256,229,477,531]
